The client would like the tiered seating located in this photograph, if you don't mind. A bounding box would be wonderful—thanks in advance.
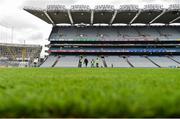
[50,26,180,41]
[40,55,180,68]
[78,56,104,67]
[171,56,180,63]
[40,56,57,68]
[136,27,160,37]
[105,56,131,68]
[51,47,171,53]
[165,28,180,40]
[0,60,7,67]
[118,27,139,37]
[55,56,79,68]
[148,56,180,68]
[127,56,158,68]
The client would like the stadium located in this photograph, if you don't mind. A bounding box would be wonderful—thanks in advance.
[2,0,180,118]
[24,4,180,68]
[0,43,42,67]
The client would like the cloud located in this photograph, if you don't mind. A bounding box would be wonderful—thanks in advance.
[22,0,78,9]
[0,13,38,30]
[0,0,4,3]
[28,32,44,40]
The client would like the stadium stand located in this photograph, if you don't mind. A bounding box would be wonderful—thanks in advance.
[24,3,180,68]
[105,56,131,68]
[127,56,158,68]
[0,60,7,67]
[0,43,42,67]
[40,55,58,67]
[148,56,180,68]
[54,56,79,67]
[82,56,99,67]
[171,56,180,63]
[54,56,104,68]
[49,26,180,41]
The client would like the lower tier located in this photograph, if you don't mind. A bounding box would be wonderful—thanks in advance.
[40,55,180,68]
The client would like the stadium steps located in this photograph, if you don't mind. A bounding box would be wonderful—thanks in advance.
[168,56,180,65]
[148,56,180,68]
[102,57,107,68]
[127,56,158,68]
[40,56,58,68]
[54,56,79,68]
[170,56,180,63]
[52,56,60,67]
[125,57,134,68]
[39,56,48,67]
[145,56,161,68]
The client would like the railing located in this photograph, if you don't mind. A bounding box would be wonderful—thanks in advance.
[144,4,163,11]
[169,4,180,10]
[119,5,139,11]
[49,38,180,41]
[71,5,90,11]
[24,2,180,12]
[49,48,179,53]
[47,5,67,12]
[94,5,115,11]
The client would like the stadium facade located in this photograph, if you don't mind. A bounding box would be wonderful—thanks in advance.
[24,4,180,68]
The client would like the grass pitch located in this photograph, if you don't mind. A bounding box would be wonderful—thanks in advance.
[0,68,180,117]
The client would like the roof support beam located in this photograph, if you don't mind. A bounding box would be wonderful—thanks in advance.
[130,10,141,24]
[110,10,118,24]
[170,16,180,23]
[149,9,166,24]
[44,11,55,25]
[68,10,74,25]
[91,10,94,25]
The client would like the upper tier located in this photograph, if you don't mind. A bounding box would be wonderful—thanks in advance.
[24,4,180,25]
[49,26,180,42]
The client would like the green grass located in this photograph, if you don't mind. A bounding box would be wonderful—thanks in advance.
[0,68,180,117]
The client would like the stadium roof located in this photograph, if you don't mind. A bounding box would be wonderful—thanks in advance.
[0,43,42,48]
[24,4,180,25]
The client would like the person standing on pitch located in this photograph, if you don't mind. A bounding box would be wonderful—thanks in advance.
[79,56,83,68]
[84,58,89,67]
[91,59,95,68]
[95,57,100,68]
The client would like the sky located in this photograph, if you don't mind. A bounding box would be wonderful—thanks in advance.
[0,0,180,56]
